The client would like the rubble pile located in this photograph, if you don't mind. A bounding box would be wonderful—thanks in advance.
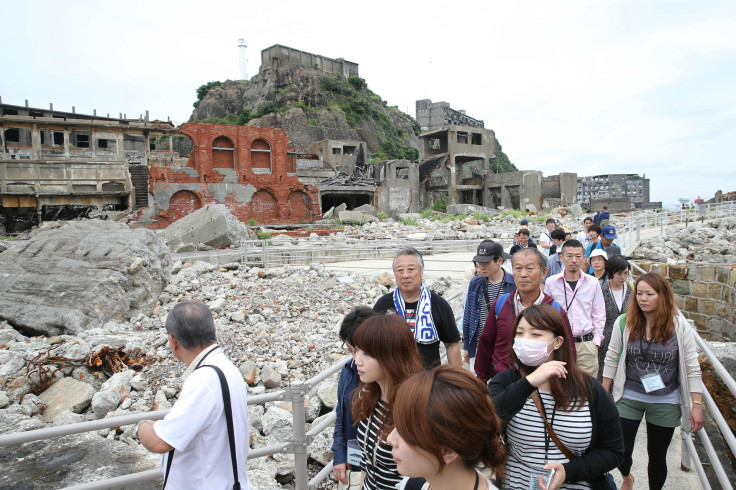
[635,217,736,264]
[0,256,461,488]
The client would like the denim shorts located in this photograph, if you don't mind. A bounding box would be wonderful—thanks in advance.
[616,397,682,427]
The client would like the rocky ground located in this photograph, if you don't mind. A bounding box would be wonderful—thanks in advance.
[634,216,736,264]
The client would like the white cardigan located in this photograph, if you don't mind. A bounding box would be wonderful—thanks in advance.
[602,312,702,431]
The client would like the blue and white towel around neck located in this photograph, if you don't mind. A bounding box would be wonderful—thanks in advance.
[392,284,439,344]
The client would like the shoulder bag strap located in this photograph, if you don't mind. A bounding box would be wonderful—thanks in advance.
[200,364,241,490]
[163,448,175,489]
[530,391,576,461]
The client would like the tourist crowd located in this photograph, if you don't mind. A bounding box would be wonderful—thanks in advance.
[134,214,704,490]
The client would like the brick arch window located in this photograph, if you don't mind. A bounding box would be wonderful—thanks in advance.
[251,138,272,174]
[212,136,235,169]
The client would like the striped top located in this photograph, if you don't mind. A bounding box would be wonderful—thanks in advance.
[474,279,507,353]
[504,390,593,490]
[357,399,402,490]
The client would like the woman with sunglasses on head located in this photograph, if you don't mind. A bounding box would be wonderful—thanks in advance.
[351,314,424,490]
[489,304,624,490]
[603,273,704,490]
[387,365,506,490]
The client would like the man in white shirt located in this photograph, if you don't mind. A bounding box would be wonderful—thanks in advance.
[544,239,606,377]
[538,218,556,257]
[137,302,250,489]
[576,216,593,246]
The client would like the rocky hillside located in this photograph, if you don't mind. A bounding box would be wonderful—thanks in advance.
[189,64,421,160]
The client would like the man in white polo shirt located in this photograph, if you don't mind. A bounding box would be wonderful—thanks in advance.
[137,302,250,489]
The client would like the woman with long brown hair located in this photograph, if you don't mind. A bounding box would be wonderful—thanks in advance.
[351,314,423,490]
[603,273,704,490]
[387,365,506,490]
[489,304,623,490]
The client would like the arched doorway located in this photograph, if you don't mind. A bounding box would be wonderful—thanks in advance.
[250,190,278,222]
[212,136,234,169]
[288,191,312,222]
[168,190,202,220]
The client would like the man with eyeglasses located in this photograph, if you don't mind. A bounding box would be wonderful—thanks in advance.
[474,248,576,382]
[544,239,606,377]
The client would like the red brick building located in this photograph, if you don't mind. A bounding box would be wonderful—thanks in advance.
[147,123,320,226]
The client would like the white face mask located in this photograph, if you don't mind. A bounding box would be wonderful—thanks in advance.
[513,337,561,366]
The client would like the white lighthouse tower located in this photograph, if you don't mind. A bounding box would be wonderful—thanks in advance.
[238,38,247,80]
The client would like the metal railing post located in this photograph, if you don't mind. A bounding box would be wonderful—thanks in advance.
[290,382,309,490]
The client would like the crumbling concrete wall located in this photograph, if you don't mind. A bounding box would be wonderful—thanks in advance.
[487,171,542,211]
[542,172,578,207]
[146,123,320,226]
[374,160,420,215]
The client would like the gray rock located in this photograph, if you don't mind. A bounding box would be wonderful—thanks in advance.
[338,210,378,224]
[209,297,227,312]
[239,361,258,386]
[322,206,335,219]
[261,365,282,389]
[248,404,265,433]
[446,203,497,216]
[262,405,293,447]
[0,390,9,408]
[334,203,347,214]
[91,390,121,418]
[0,410,44,433]
[0,350,25,378]
[317,377,338,409]
[0,220,170,336]
[38,377,96,422]
[305,394,322,422]
[0,326,28,345]
[163,203,248,249]
[353,204,376,216]
[307,421,334,465]
[52,410,87,425]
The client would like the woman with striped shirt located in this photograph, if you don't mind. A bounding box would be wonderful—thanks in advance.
[351,314,423,490]
[489,304,624,490]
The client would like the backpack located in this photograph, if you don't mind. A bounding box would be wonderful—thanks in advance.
[494,292,564,316]
[616,313,627,361]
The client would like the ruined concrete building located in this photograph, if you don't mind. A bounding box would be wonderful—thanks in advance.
[416,99,485,130]
[577,173,654,211]
[261,44,359,79]
[146,123,320,226]
[0,99,177,231]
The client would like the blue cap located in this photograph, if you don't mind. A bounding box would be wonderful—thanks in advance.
[520,219,529,225]
[601,225,617,239]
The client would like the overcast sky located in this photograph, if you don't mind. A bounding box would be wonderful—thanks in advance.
[2,0,734,207]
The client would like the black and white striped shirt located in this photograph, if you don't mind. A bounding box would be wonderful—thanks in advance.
[504,390,593,490]
[357,399,401,490]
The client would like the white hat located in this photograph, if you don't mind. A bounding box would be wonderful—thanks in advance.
[589,249,608,261]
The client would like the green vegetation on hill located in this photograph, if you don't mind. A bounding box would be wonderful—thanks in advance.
[319,75,418,160]
[490,137,518,173]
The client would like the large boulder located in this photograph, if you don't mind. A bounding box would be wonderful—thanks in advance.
[0,220,170,336]
[163,203,248,249]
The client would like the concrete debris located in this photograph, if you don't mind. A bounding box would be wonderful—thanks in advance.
[338,210,378,224]
[38,378,96,422]
[163,203,248,249]
[0,220,170,337]
[445,203,499,216]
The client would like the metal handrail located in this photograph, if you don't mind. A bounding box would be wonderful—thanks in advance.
[0,355,349,490]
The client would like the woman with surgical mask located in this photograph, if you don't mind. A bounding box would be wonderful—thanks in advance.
[489,305,624,490]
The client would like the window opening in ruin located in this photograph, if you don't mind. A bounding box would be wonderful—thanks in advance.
[76,134,90,148]
[2,109,18,116]
[471,133,482,145]
[29,111,43,118]
[343,146,356,156]
[457,132,468,144]
[40,131,45,144]
[4,128,20,143]
[251,138,272,173]
[429,138,441,150]
[212,136,235,169]
[396,167,409,180]
[98,139,109,149]
[53,131,64,145]
[332,148,341,155]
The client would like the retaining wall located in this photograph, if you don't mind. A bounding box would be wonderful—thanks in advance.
[633,261,736,340]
